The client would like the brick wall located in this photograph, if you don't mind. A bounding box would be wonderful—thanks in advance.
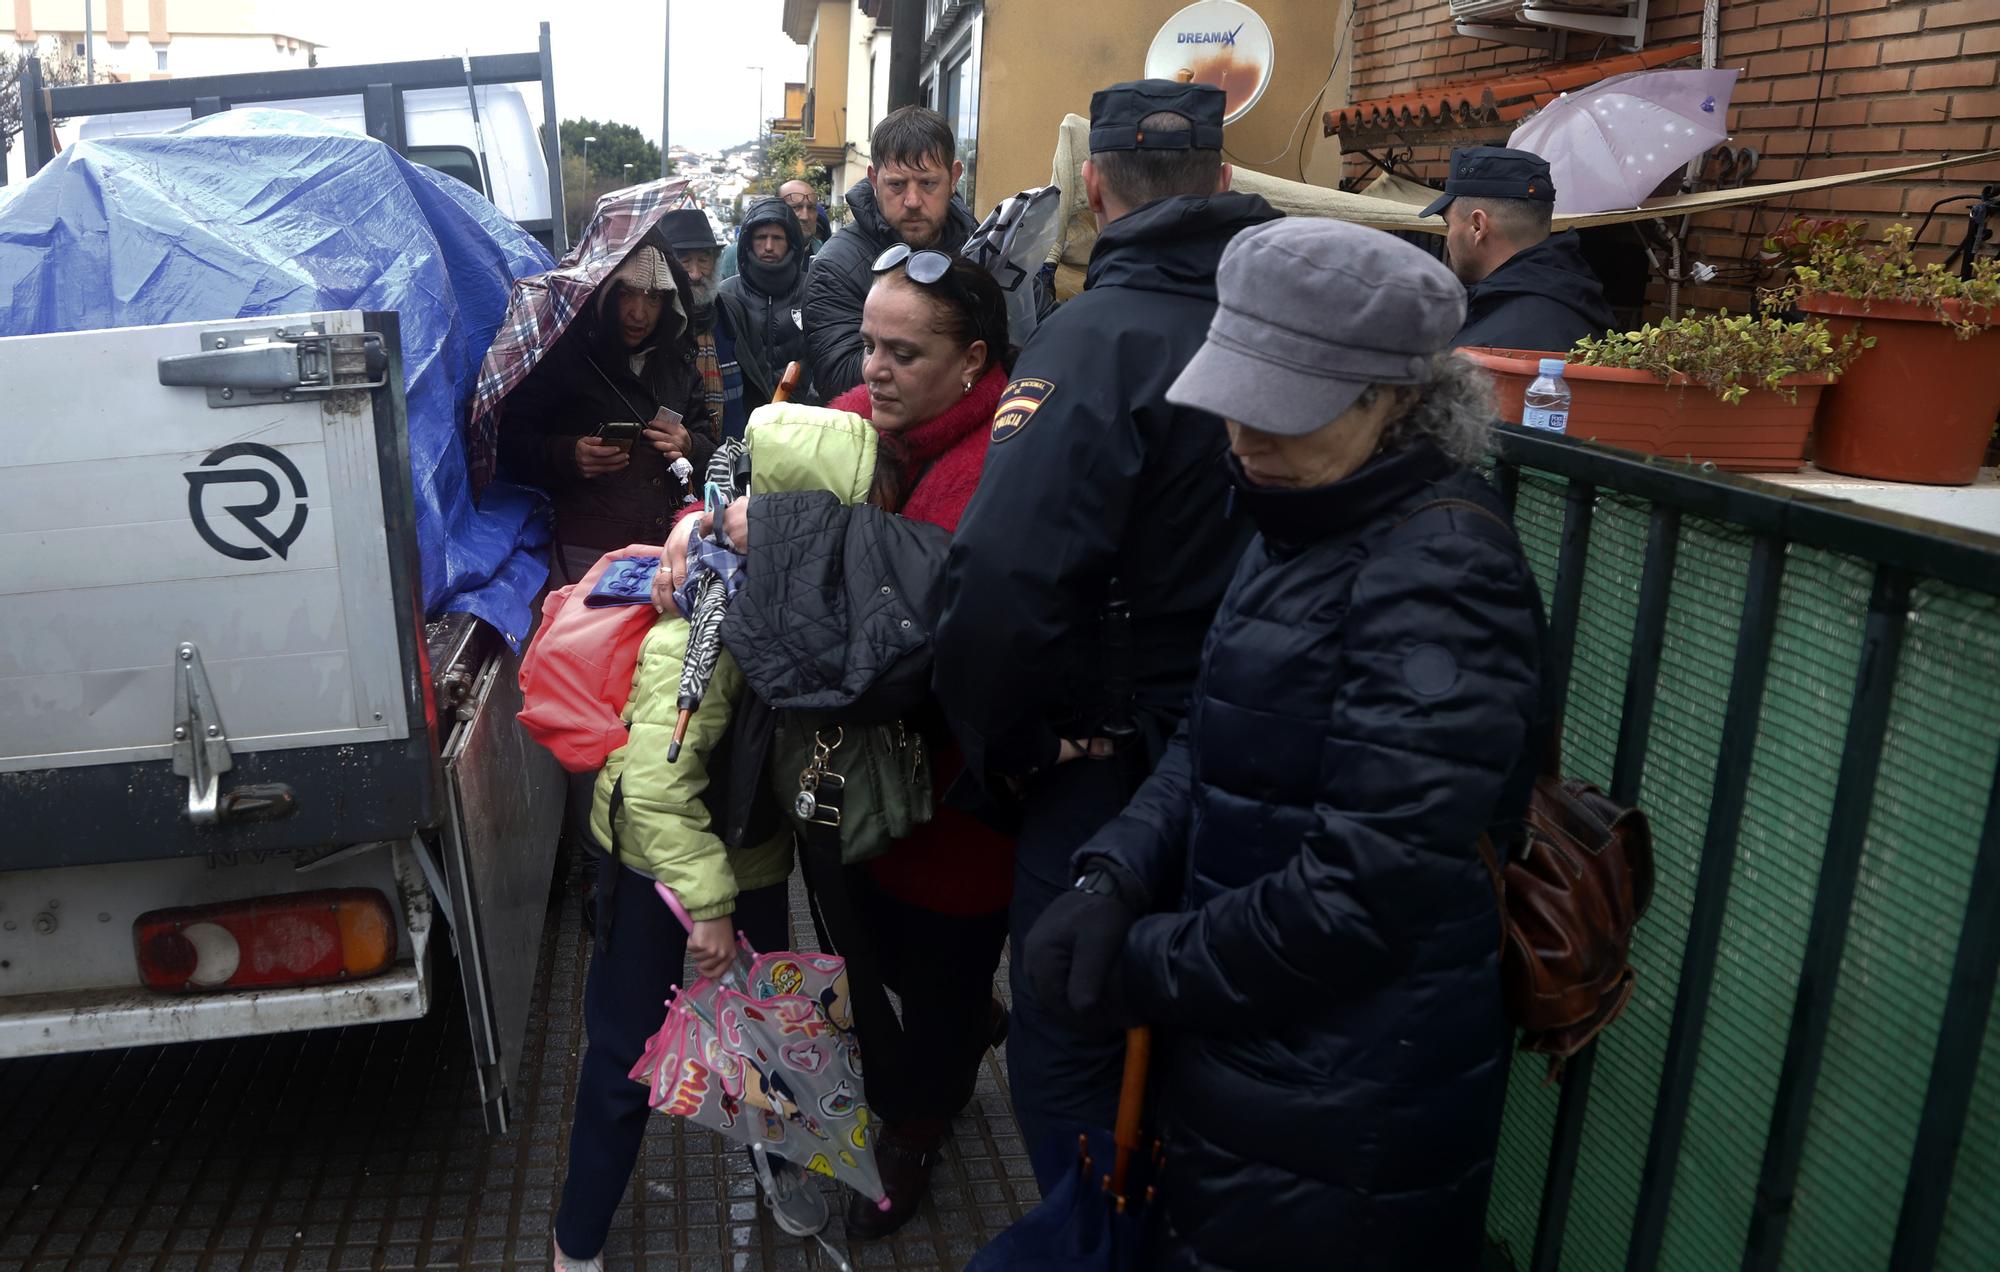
[1338,0,2000,316]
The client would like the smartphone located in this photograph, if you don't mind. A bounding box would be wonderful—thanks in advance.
[595,420,640,454]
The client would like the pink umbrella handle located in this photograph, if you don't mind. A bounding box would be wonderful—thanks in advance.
[656,882,755,989]
[654,881,696,933]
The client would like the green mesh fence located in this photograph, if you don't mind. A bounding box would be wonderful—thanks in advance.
[1561,517,1753,1272]
[1489,465,2000,1272]
[1785,582,2000,1272]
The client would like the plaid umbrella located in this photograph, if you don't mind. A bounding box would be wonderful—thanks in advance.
[465,178,697,493]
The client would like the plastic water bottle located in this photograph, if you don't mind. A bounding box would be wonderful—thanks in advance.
[1522,358,1571,435]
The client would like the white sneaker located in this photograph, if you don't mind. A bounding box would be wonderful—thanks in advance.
[751,1143,831,1237]
[552,1239,604,1272]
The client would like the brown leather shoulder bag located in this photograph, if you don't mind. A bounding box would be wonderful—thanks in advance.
[1397,497,1656,1080]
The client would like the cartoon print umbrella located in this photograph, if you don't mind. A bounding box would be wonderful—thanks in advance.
[631,883,886,1208]
[666,362,802,761]
[1508,67,1740,214]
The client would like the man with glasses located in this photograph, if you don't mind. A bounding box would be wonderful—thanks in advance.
[935,80,1282,1193]
[778,179,829,249]
[803,106,977,397]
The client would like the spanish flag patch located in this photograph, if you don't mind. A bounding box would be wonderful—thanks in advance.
[991,377,1055,444]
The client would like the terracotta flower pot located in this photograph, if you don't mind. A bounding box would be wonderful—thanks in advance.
[1797,294,2000,486]
[1458,347,1832,473]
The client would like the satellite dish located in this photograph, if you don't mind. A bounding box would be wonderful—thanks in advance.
[1143,0,1276,126]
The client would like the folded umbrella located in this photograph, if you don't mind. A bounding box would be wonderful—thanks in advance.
[966,1027,1162,1271]
[666,363,800,761]
[1508,67,1740,214]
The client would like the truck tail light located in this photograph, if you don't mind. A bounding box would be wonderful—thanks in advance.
[133,888,397,993]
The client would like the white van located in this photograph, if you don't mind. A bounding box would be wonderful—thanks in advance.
[20,38,566,254]
[74,85,552,231]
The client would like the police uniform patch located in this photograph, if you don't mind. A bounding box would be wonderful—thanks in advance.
[991,378,1055,444]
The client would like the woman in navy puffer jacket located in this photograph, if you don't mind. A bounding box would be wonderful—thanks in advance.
[1023,220,1545,1271]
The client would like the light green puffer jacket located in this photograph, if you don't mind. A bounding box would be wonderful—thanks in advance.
[590,403,878,920]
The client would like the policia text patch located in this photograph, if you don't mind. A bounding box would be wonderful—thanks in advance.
[991,377,1055,444]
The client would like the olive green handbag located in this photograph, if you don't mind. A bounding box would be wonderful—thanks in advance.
[769,713,934,865]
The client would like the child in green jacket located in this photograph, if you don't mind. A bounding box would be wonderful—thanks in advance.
[554,403,880,1269]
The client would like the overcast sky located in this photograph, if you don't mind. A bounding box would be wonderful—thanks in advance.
[312,1,808,153]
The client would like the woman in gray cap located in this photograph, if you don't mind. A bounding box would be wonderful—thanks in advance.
[1022,219,1546,1270]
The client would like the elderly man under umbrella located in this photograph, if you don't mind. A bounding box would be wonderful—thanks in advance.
[1022,219,1546,1271]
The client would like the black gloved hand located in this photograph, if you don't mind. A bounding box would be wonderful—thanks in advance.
[1024,866,1144,1030]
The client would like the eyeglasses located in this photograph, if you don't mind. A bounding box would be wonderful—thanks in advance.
[782,192,820,210]
[871,243,955,286]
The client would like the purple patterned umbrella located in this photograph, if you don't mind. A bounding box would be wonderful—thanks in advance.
[1508,68,1741,214]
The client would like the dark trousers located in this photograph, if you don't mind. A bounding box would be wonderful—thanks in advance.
[554,861,791,1259]
[1007,757,1147,1191]
[800,849,1009,1127]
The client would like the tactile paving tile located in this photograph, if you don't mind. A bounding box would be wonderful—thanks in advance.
[0,852,1038,1270]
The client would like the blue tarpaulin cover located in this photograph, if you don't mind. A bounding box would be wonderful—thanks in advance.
[0,110,556,646]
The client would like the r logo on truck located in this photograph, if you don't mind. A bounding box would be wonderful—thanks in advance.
[185,442,311,561]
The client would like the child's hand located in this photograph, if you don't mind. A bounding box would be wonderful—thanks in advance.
[688,916,738,981]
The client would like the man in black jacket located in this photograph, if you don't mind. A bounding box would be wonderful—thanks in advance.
[661,208,773,440]
[935,80,1280,1192]
[1425,146,1615,352]
[719,195,815,402]
[803,106,977,397]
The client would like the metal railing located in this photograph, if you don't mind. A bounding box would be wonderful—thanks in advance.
[1485,429,2000,1272]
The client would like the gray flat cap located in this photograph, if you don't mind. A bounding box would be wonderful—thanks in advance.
[1168,219,1467,436]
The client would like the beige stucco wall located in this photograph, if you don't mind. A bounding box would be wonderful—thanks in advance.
[803,0,852,167]
[974,0,1350,213]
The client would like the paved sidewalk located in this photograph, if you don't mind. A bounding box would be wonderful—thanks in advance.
[0,872,1039,1272]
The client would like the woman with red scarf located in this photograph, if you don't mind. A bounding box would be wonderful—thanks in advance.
[667,249,1015,1237]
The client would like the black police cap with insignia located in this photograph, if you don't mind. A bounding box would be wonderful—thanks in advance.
[1089,79,1226,154]
[1420,146,1557,218]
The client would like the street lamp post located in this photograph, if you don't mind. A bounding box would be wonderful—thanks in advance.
[583,135,597,168]
[623,162,635,188]
[747,65,766,149]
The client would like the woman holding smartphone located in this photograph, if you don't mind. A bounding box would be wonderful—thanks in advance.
[499,232,715,583]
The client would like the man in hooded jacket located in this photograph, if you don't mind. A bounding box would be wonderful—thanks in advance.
[720,195,816,402]
[935,80,1281,1192]
[1426,146,1615,352]
[803,106,977,397]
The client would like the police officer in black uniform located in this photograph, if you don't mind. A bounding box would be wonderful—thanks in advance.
[935,79,1281,1191]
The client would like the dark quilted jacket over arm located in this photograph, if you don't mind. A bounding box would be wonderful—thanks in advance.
[723,490,949,721]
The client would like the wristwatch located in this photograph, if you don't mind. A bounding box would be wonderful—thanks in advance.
[1073,869,1120,897]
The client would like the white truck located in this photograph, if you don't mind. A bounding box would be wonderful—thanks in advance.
[0,35,573,1134]
[16,31,568,257]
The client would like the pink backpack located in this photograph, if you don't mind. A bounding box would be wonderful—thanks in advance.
[517,546,663,772]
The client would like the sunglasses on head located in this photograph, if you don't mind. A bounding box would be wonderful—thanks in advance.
[871,243,956,286]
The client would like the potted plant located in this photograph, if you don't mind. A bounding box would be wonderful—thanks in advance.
[1769,219,2000,485]
[1460,312,1864,472]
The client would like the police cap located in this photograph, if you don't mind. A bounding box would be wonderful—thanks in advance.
[1089,79,1226,154]
[1419,146,1557,218]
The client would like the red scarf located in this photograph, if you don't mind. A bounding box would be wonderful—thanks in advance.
[830,363,1006,531]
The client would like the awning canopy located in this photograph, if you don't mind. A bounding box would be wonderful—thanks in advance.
[1326,42,1700,139]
